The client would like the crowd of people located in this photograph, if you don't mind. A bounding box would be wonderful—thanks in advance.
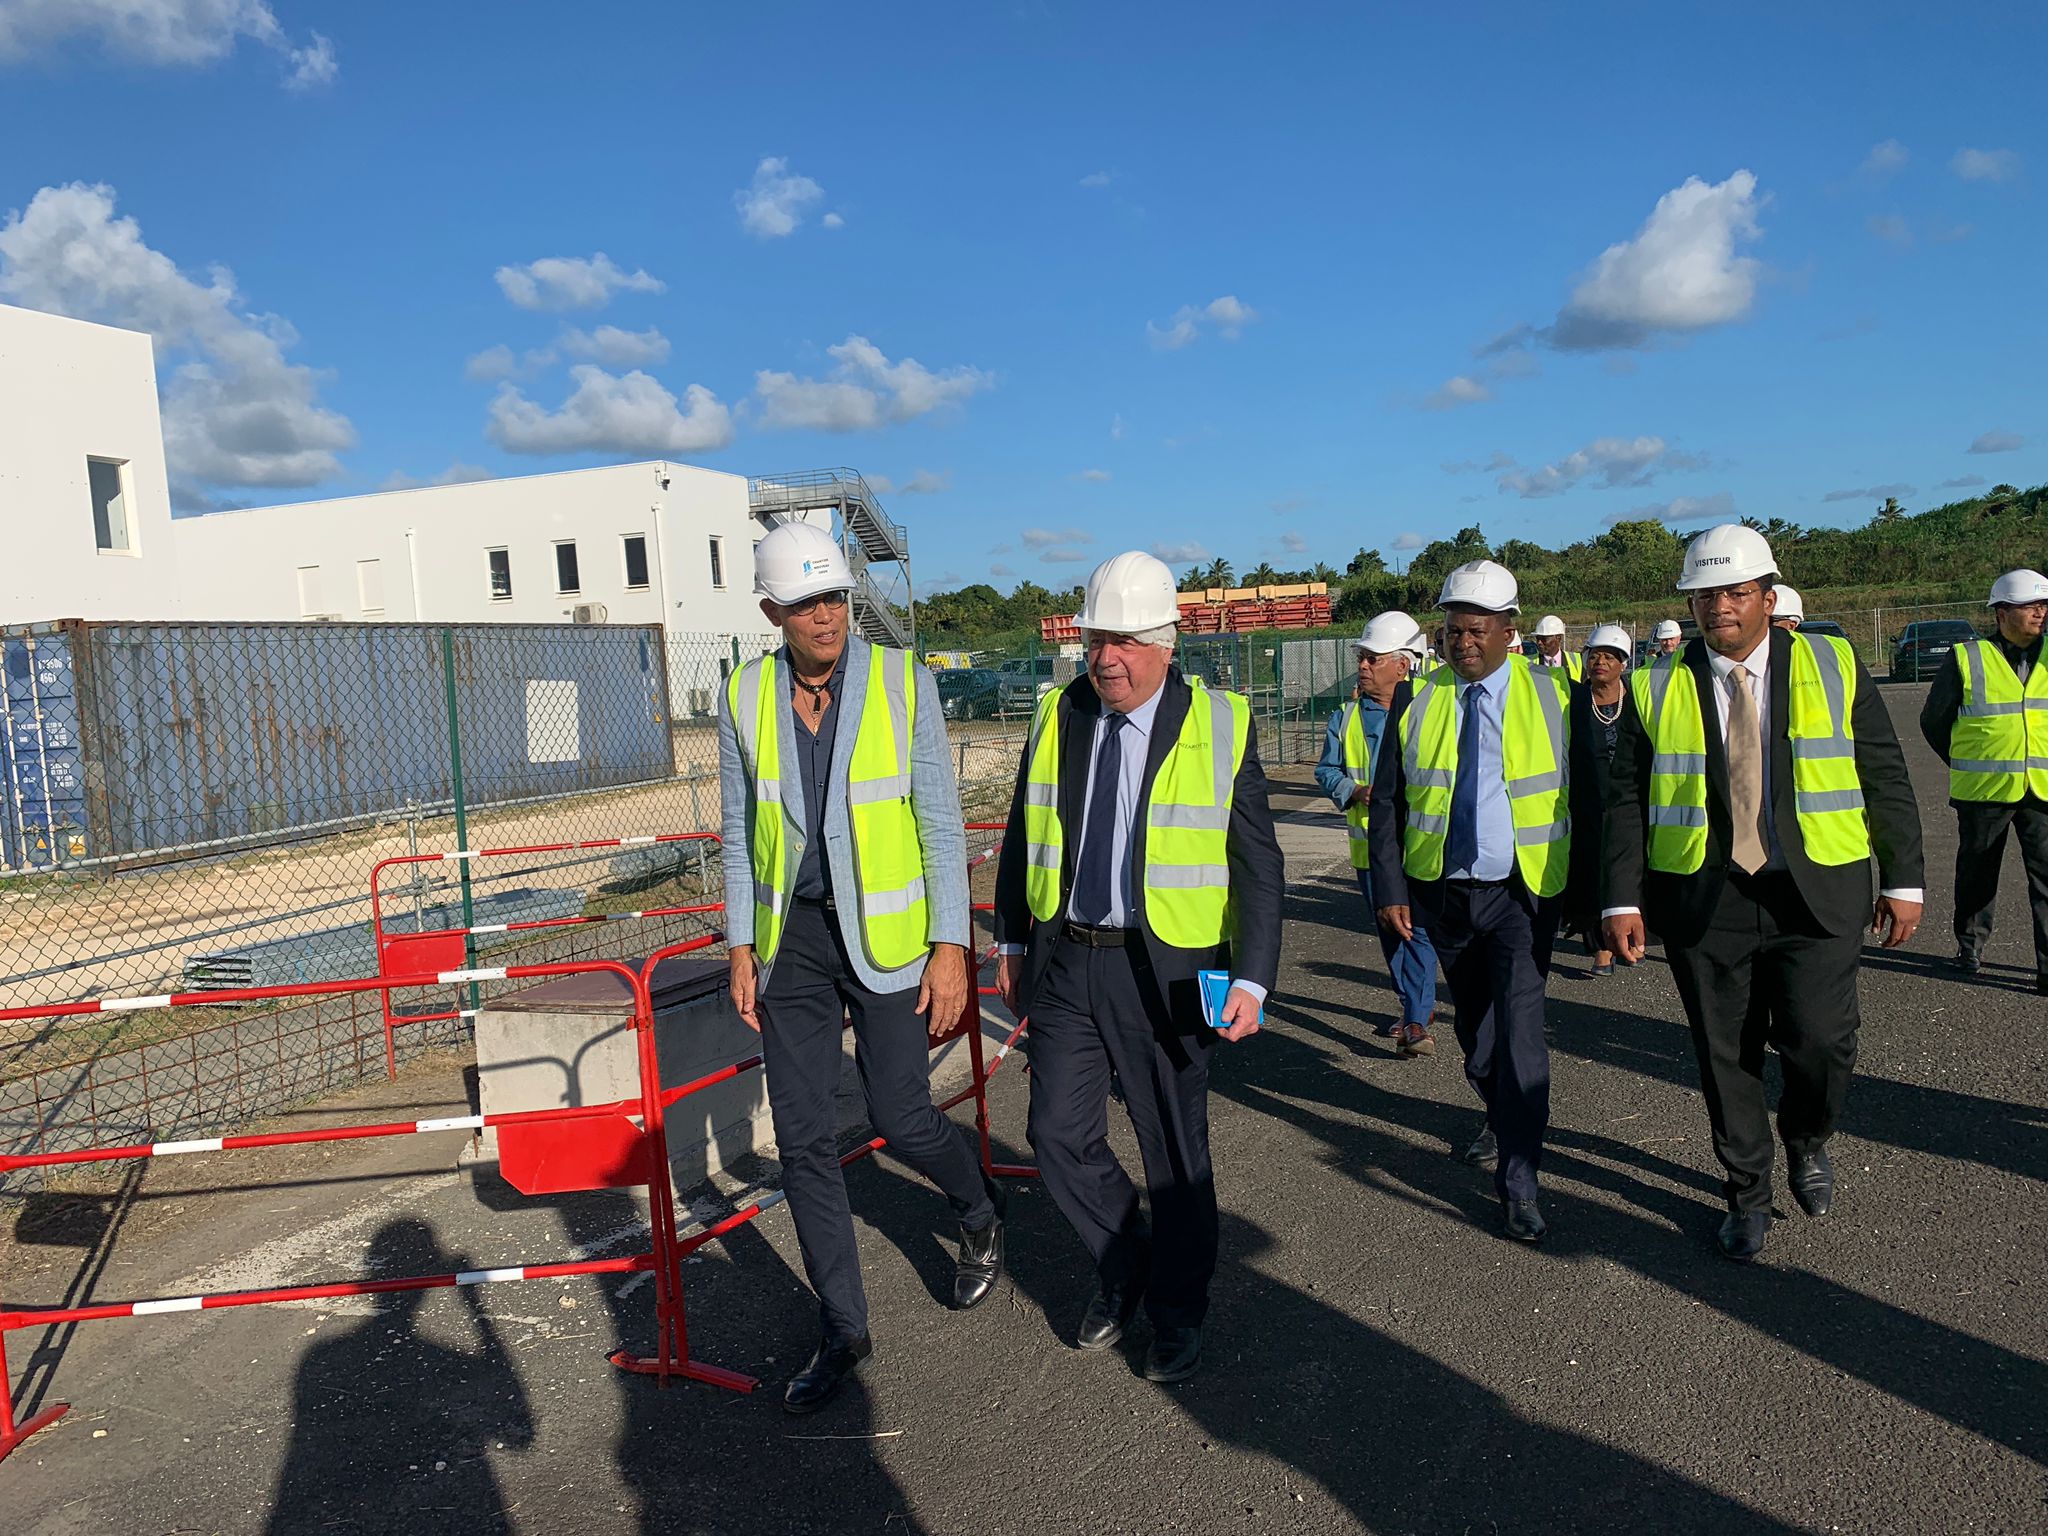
[718,515,2048,1410]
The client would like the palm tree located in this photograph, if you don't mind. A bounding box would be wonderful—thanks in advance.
[1308,561,1338,584]
[1245,561,1281,586]
[1201,556,1234,588]
[1873,496,1906,523]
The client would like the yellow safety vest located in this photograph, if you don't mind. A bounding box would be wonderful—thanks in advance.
[1536,650,1584,683]
[1022,682,1250,948]
[726,645,929,970]
[1397,656,1572,898]
[1949,639,2048,802]
[1630,632,1870,873]
[1338,701,1373,870]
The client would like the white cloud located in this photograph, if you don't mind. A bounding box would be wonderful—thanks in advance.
[1110,413,1126,440]
[754,335,993,432]
[379,461,493,492]
[1822,482,1915,503]
[1952,148,2022,183]
[1940,474,1987,489]
[1279,531,1308,553]
[486,366,733,456]
[1151,541,1211,564]
[1039,547,1091,564]
[1443,450,1517,475]
[1079,171,1114,188]
[1861,139,1909,177]
[1968,429,2024,454]
[1866,214,1912,246]
[0,0,338,87]
[494,253,663,311]
[1550,171,1764,350]
[560,324,670,368]
[1076,468,1112,483]
[464,344,518,382]
[0,181,354,501]
[1147,294,1259,350]
[735,156,825,238]
[1392,532,1425,551]
[868,469,951,496]
[1021,527,1093,548]
[1613,491,1737,525]
[989,562,1016,578]
[1424,373,1492,410]
[821,212,845,230]
[1498,435,1707,499]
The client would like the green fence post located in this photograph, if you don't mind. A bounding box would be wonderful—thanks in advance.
[441,628,479,1020]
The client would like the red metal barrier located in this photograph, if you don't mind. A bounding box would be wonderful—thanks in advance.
[369,832,725,1077]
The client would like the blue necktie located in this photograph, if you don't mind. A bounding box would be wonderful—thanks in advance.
[1444,684,1482,876]
[1071,711,1127,923]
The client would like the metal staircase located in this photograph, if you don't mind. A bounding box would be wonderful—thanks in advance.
[748,469,914,648]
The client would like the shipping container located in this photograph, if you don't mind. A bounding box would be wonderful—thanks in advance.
[0,619,674,871]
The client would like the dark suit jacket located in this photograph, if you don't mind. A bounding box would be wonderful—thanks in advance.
[1603,628,1924,945]
[993,668,1284,1024]
[1365,663,1602,924]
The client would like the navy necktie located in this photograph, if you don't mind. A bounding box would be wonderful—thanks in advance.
[1444,684,1483,875]
[1071,711,1128,923]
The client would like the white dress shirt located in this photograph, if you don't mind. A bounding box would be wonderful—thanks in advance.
[1605,638,1921,915]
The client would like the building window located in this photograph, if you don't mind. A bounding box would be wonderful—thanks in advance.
[296,566,328,619]
[554,541,581,595]
[357,559,385,617]
[622,534,650,590]
[88,458,134,553]
[488,547,512,600]
[708,536,725,590]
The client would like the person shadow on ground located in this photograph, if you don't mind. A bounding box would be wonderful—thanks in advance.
[266,1216,535,1536]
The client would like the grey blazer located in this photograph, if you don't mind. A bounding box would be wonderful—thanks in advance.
[717,636,971,994]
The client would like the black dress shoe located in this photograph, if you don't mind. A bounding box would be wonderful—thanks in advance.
[1788,1147,1834,1218]
[1949,950,1981,975]
[782,1334,872,1415]
[1076,1276,1147,1352]
[2036,973,2048,997]
[1143,1325,1202,1383]
[953,1190,1007,1310]
[1501,1199,1546,1243]
[1717,1210,1769,1262]
[1461,1126,1499,1169]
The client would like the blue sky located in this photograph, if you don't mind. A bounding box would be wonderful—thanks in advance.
[2,1,2043,595]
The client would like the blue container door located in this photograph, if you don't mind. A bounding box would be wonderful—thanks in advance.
[2,631,90,869]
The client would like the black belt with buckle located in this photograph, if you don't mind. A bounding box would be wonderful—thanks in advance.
[1061,922,1128,948]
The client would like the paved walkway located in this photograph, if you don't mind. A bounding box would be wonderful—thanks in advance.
[4,687,2045,1533]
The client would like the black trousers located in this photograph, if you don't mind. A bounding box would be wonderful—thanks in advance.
[1025,935,1217,1328]
[759,898,995,1345]
[1420,880,1557,1202]
[1664,870,1861,1214]
[1954,798,2048,975]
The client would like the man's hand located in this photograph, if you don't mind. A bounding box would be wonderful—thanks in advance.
[729,945,760,1032]
[1217,985,1262,1043]
[1871,895,1922,949]
[1378,904,1413,941]
[1347,784,1372,807]
[996,951,1023,1015]
[916,942,971,1040]
[1602,913,1647,965]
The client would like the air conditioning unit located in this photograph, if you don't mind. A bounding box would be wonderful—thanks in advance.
[571,602,609,624]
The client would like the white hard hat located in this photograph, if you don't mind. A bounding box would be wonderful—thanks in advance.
[754,520,851,605]
[1354,610,1424,656]
[1773,584,1804,621]
[1676,523,1778,591]
[1988,568,2048,607]
[1653,619,1682,640]
[1532,614,1566,638]
[1073,550,1181,633]
[1586,624,1633,658]
[1438,559,1520,614]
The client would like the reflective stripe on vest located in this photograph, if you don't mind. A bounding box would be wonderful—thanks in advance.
[1397,655,1572,898]
[1629,633,1872,874]
[728,646,930,970]
[1949,640,2048,803]
[1021,682,1250,948]
[1339,701,1372,870]
[1537,651,1584,683]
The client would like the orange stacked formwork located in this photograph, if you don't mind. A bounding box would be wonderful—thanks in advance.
[1038,583,1329,642]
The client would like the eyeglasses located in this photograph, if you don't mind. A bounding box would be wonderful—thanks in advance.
[787,590,850,616]
[1688,584,1764,606]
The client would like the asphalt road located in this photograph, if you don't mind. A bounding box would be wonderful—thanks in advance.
[3,680,2044,1535]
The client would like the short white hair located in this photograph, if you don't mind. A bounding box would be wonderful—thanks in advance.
[1082,624,1178,652]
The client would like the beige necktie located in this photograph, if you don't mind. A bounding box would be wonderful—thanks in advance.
[1725,668,1767,874]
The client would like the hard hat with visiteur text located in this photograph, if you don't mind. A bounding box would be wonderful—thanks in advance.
[1773,584,1804,622]
[1586,624,1633,658]
[1988,568,2048,607]
[1653,619,1682,640]
[1676,524,1778,591]
[1532,614,1566,638]
[754,520,852,605]
[1438,559,1520,614]
[1353,610,1424,656]
[1073,550,1182,633]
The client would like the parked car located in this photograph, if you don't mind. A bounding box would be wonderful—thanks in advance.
[934,666,1001,721]
[1796,619,1850,643]
[996,655,1060,713]
[1891,619,1978,682]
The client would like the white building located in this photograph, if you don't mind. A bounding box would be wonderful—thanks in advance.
[0,303,183,621]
